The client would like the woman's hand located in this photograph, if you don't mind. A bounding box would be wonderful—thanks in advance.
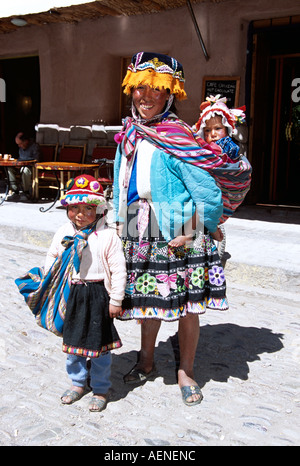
[116,222,123,237]
[109,304,123,318]
[211,227,224,242]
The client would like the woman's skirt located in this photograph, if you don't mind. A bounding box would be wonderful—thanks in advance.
[120,203,228,322]
[62,281,122,357]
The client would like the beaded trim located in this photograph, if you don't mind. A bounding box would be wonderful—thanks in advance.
[62,340,122,358]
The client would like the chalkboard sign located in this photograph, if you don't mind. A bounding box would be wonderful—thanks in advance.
[202,76,240,108]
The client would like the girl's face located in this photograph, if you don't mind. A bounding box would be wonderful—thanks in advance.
[68,204,97,229]
[132,84,169,120]
[203,116,228,143]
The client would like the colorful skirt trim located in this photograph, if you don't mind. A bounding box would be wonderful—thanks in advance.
[62,341,122,358]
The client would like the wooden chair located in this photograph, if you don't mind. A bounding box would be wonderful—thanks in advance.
[58,144,86,163]
[35,144,86,200]
[39,143,58,162]
[90,145,116,198]
[33,144,59,198]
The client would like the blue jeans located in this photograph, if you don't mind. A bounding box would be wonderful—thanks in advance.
[66,352,112,394]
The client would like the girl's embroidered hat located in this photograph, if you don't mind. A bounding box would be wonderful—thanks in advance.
[122,51,187,101]
[194,94,246,138]
[60,174,106,212]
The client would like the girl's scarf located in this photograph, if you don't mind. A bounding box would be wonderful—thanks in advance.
[115,115,252,223]
[15,222,97,336]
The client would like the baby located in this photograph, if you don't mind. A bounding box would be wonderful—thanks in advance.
[194,94,246,161]
[169,95,246,248]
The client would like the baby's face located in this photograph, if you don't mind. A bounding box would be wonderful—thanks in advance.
[204,116,228,143]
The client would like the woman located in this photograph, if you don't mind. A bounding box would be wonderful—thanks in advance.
[113,52,250,406]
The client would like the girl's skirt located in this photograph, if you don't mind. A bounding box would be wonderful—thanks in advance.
[120,203,229,322]
[62,281,122,357]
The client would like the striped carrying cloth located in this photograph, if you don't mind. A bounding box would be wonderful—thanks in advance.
[116,116,252,223]
[15,225,96,336]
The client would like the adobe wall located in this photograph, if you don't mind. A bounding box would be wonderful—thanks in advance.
[0,0,299,128]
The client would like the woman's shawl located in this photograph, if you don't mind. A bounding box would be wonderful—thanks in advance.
[15,225,95,336]
[115,116,252,223]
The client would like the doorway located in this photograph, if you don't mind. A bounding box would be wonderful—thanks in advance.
[0,56,40,156]
[269,56,300,205]
[248,20,300,207]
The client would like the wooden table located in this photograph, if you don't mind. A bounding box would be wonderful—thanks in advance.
[0,159,37,205]
[34,161,100,212]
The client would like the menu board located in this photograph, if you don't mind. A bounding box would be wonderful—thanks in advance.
[202,76,240,108]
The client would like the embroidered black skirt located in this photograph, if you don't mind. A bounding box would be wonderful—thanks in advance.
[62,281,122,357]
[119,203,228,322]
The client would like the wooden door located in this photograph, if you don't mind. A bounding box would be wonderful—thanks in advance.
[269,56,300,205]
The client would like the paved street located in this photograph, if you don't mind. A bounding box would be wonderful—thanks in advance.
[0,200,299,447]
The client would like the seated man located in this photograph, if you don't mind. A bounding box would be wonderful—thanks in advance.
[8,132,41,200]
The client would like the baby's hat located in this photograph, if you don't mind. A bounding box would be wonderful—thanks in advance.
[60,174,106,213]
[194,94,246,139]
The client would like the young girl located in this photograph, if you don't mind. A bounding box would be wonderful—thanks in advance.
[28,174,126,412]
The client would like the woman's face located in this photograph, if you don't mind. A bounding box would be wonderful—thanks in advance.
[132,84,169,120]
[67,204,97,229]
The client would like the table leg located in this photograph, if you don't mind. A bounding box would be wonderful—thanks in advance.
[0,167,9,206]
[32,166,38,200]
[39,171,61,213]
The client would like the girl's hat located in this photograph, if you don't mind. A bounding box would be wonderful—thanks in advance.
[60,174,106,211]
[122,52,187,101]
[194,94,246,138]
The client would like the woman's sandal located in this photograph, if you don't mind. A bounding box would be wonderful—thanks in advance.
[181,385,203,406]
[89,396,107,412]
[123,364,157,384]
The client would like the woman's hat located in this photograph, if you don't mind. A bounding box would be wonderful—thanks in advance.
[194,94,246,138]
[60,174,106,211]
[122,52,187,101]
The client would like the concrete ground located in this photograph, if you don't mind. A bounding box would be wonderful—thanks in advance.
[0,197,299,447]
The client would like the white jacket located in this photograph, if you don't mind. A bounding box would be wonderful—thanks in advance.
[45,220,127,307]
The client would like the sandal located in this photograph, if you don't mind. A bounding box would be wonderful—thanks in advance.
[123,364,157,384]
[89,396,107,412]
[181,385,203,406]
[61,386,90,405]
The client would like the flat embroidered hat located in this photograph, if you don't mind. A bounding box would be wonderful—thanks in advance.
[122,51,187,101]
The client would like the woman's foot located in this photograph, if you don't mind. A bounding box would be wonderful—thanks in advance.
[61,386,86,404]
[89,394,107,412]
[123,363,156,384]
[178,369,202,405]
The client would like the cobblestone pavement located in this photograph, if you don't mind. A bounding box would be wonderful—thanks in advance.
[1,238,299,447]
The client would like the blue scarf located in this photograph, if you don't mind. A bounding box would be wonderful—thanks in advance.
[15,223,96,336]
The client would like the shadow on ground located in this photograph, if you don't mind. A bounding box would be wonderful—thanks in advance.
[234,205,300,225]
[110,323,284,402]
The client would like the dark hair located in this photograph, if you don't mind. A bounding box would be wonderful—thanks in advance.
[16,132,30,141]
[167,97,177,115]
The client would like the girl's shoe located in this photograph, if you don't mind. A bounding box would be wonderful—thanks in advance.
[89,395,107,412]
[61,386,90,404]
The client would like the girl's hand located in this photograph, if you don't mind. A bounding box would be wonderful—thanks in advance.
[109,304,123,318]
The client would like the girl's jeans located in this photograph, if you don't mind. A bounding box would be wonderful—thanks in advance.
[66,352,112,394]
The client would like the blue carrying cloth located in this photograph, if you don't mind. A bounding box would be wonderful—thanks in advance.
[15,224,96,336]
